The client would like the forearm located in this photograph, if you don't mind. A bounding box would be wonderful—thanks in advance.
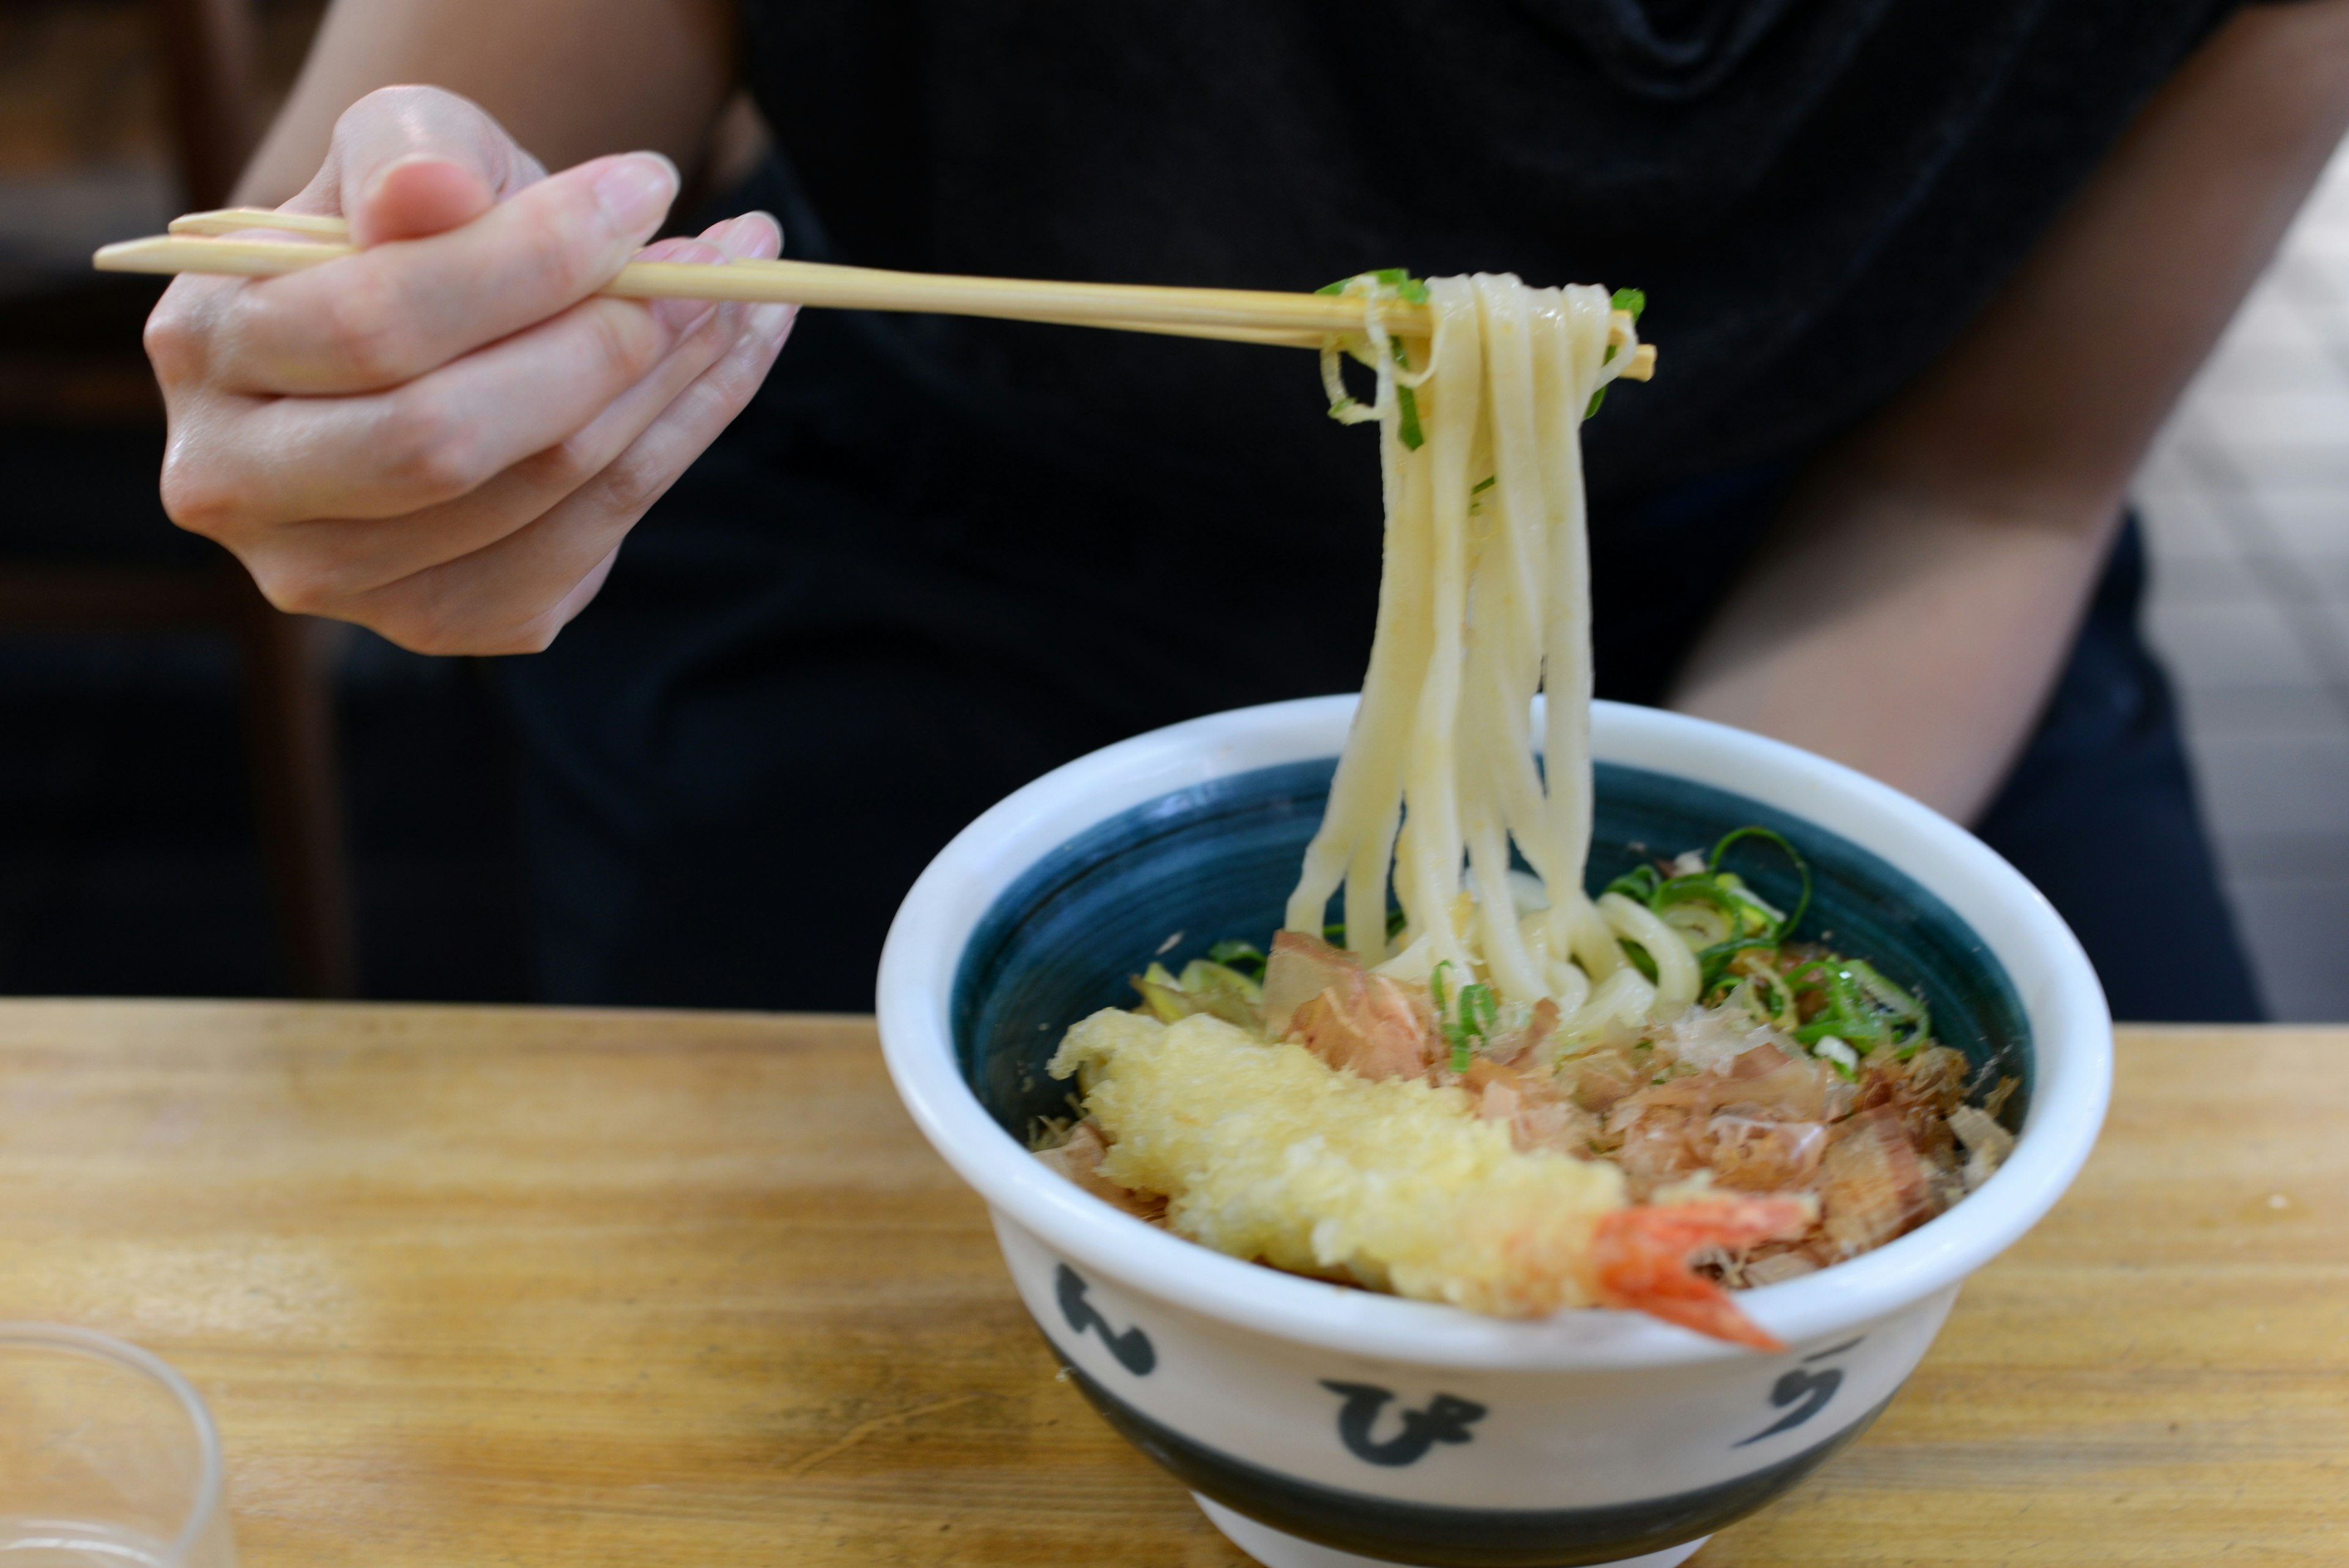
[1670,0,2349,822]
[1670,471,2121,823]
[237,0,735,206]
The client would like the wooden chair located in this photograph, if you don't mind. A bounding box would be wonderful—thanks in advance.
[0,0,355,997]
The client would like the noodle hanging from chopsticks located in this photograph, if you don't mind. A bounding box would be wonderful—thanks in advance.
[1285,273,1639,1007]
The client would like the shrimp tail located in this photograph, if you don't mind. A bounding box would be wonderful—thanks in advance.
[1587,1197,1814,1351]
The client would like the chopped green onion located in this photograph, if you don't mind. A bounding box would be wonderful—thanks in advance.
[1321,908,1406,947]
[1584,385,1608,420]
[1611,287,1647,319]
[1397,384,1425,450]
[1381,336,1425,450]
[1709,826,1811,939]
[1654,879,1739,951]
[1696,934,1781,995]
[1603,863,1663,902]
[1132,962,1187,1023]
[1317,270,1430,305]
[1367,268,1431,303]
[1206,938,1267,979]
[1431,962,1495,1073]
[1653,875,1743,921]
[1471,475,1497,494]
[1715,956,1800,1028]
[1784,956,1930,1056]
[1135,956,1262,1028]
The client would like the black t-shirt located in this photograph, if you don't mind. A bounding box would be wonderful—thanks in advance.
[725,0,2236,707]
[499,0,2269,1012]
[744,0,2227,492]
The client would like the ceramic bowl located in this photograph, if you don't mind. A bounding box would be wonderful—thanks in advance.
[877,697,2110,1568]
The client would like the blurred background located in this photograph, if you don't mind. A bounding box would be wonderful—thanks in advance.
[0,0,526,1003]
[1,0,2343,1015]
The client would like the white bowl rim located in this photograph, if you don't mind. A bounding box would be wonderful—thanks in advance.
[877,696,2112,1372]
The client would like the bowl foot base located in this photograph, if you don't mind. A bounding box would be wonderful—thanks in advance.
[1192,1494,1709,1568]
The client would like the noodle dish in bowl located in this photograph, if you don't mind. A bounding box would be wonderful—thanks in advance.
[875,273,2111,1568]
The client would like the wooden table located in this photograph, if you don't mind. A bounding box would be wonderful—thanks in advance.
[0,1004,2340,1566]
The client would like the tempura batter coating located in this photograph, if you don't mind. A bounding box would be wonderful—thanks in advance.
[1051,1008,1629,1315]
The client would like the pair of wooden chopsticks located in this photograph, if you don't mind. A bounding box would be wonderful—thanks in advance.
[94,208,1657,377]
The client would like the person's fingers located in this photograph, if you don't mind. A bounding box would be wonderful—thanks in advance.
[349,294,796,655]
[352,155,497,243]
[209,149,680,396]
[149,87,538,401]
[213,284,698,526]
[217,215,783,607]
[143,269,246,400]
[237,291,751,604]
[644,210,782,335]
[281,84,547,227]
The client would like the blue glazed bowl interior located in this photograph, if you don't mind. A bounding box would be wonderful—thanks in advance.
[952,759,2032,1142]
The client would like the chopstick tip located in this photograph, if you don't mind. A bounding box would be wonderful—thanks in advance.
[91,236,171,273]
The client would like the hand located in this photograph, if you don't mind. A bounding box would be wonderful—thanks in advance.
[146,84,796,655]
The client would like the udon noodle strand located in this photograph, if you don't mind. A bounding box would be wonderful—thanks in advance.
[1285,273,1640,1005]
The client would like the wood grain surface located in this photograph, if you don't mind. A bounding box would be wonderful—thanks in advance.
[0,1003,2340,1566]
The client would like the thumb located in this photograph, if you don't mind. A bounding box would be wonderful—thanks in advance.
[289,84,551,247]
[353,154,497,245]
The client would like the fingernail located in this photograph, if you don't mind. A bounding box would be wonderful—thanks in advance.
[752,302,797,341]
[648,239,724,333]
[718,212,784,261]
[595,152,679,234]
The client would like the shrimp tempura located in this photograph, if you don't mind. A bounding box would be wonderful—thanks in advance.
[1049,1009,1809,1343]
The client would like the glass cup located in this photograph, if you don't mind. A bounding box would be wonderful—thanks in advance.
[0,1325,235,1568]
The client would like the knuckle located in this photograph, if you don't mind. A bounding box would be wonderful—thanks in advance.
[319,272,416,386]
[157,440,249,539]
[363,596,462,656]
[522,226,597,304]
[248,562,338,619]
[518,433,601,496]
[232,539,354,619]
[584,301,659,382]
[364,577,494,658]
[380,608,503,658]
[592,446,674,521]
[142,292,209,385]
[385,594,565,658]
[373,391,487,502]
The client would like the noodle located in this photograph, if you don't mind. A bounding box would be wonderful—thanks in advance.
[1285,273,1641,1006]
